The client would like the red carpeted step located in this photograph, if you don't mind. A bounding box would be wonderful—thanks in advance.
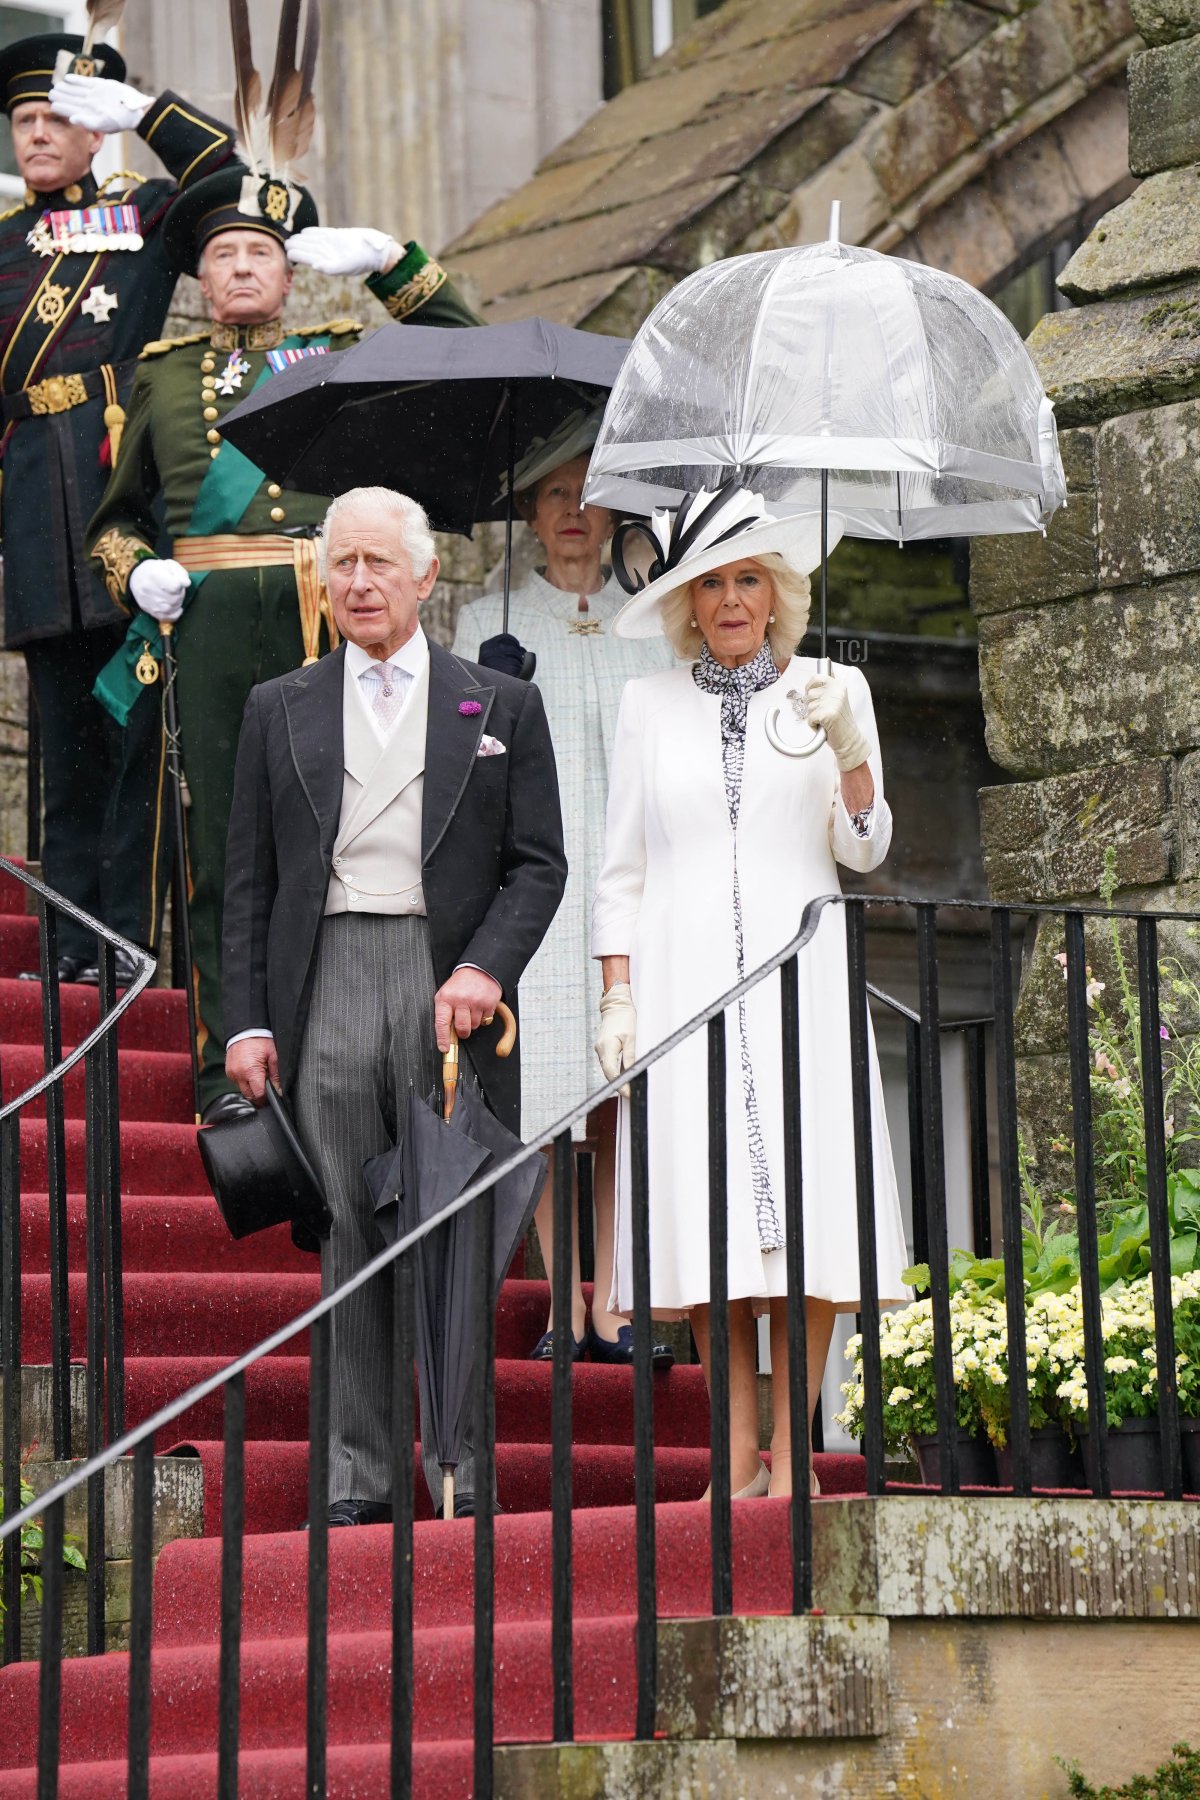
[0,977,189,1053]
[18,1120,209,1193]
[0,1741,472,1799]
[21,1275,576,1363]
[125,1357,313,1447]
[0,862,33,915]
[0,1617,637,1769]
[152,1499,797,1649]
[179,1439,866,1536]
[0,915,48,976]
[20,1195,309,1276]
[3,1045,193,1120]
[124,1352,712,1449]
[21,1272,320,1361]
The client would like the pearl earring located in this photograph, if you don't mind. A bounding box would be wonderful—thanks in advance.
[768,613,776,623]
[690,615,697,628]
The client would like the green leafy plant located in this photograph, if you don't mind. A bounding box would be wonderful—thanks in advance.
[1057,1740,1200,1798]
[0,1463,86,1612]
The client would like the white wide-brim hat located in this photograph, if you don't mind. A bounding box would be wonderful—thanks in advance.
[610,484,844,639]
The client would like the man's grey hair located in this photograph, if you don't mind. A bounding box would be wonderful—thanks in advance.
[318,487,437,584]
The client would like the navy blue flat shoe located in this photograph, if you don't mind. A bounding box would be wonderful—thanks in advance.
[528,1327,585,1363]
[586,1325,675,1371]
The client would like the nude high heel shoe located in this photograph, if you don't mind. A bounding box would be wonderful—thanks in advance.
[733,1461,770,1499]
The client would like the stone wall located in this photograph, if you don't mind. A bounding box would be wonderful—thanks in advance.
[970,0,1200,1191]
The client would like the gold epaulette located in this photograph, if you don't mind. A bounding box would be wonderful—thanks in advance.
[296,318,363,338]
[139,330,212,359]
[0,202,26,224]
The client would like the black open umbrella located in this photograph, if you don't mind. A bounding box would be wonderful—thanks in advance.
[219,316,628,629]
[363,1023,545,1519]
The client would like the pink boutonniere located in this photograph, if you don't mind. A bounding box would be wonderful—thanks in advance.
[459,700,482,716]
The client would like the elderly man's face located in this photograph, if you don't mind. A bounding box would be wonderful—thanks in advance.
[199,231,293,324]
[325,501,439,662]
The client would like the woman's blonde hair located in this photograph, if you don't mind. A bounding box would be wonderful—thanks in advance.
[659,553,812,663]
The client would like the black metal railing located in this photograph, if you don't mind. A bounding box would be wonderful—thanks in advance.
[0,856,155,1658]
[1,891,1194,1796]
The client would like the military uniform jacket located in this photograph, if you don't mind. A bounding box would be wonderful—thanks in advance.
[0,92,232,646]
[85,248,479,604]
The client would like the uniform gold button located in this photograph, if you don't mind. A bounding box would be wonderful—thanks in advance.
[206,428,221,444]
[203,405,219,421]
[270,505,286,522]
[267,483,281,498]
[200,359,216,373]
[210,445,220,459]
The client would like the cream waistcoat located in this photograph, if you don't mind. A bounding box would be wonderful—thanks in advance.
[324,654,429,917]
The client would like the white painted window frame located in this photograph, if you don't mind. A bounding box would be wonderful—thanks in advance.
[0,1,122,199]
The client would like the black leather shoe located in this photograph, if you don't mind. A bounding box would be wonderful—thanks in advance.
[18,955,92,984]
[450,1496,504,1520]
[327,1499,393,1527]
[200,1092,257,1125]
[73,945,145,989]
[528,1327,585,1363]
[586,1325,676,1371]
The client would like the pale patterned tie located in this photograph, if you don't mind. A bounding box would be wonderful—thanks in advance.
[365,661,405,731]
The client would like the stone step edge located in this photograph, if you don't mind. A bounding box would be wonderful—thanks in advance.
[814,1493,1200,1621]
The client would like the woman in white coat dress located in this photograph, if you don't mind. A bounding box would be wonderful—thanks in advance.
[453,410,675,1364]
[591,484,910,1499]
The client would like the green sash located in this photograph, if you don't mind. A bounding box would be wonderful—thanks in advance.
[93,335,331,726]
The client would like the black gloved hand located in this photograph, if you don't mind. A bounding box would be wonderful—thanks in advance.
[478,632,537,682]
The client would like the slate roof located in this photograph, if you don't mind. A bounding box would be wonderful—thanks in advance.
[443,0,1137,327]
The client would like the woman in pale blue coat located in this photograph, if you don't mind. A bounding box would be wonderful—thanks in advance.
[453,411,675,1363]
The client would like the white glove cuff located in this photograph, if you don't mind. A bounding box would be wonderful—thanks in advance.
[599,982,633,1012]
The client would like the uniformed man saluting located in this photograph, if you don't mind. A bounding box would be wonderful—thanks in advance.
[86,157,477,1121]
[0,32,232,983]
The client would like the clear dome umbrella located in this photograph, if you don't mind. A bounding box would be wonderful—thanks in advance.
[584,210,1066,753]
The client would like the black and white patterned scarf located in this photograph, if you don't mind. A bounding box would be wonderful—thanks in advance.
[692,639,785,1253]
[693,640,780,746]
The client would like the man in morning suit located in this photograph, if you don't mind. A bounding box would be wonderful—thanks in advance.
[222,487,566,1525]
[0,33,233,981]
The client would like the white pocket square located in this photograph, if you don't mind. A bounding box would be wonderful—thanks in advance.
[476,734,507,758]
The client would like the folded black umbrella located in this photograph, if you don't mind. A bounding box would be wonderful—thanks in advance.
[364,1080,546,1516]
[218,316,629,534]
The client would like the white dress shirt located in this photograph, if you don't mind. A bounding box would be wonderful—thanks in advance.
[346,627,428,741]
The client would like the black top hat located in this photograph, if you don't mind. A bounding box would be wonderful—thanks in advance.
[163,161,319,279]
[0,34,127,113]
[197,1084,332,1247]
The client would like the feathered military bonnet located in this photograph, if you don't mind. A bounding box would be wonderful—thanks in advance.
[162,0,319,278]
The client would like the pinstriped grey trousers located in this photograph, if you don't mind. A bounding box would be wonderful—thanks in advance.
[292,912,474,1509]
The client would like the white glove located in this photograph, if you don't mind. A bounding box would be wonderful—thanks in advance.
[129,558,190,623]
[286,226,401,278]
[49,74,153,134]
[803,670,871,772]
[595,982,637,1085]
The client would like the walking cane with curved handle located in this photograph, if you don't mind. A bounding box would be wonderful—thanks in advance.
[439,996,519,1518]
[442,999,518,1121]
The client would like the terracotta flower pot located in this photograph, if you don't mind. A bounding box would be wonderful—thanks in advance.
[912,1430,997,1488]
[994,1423,1084,1490]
